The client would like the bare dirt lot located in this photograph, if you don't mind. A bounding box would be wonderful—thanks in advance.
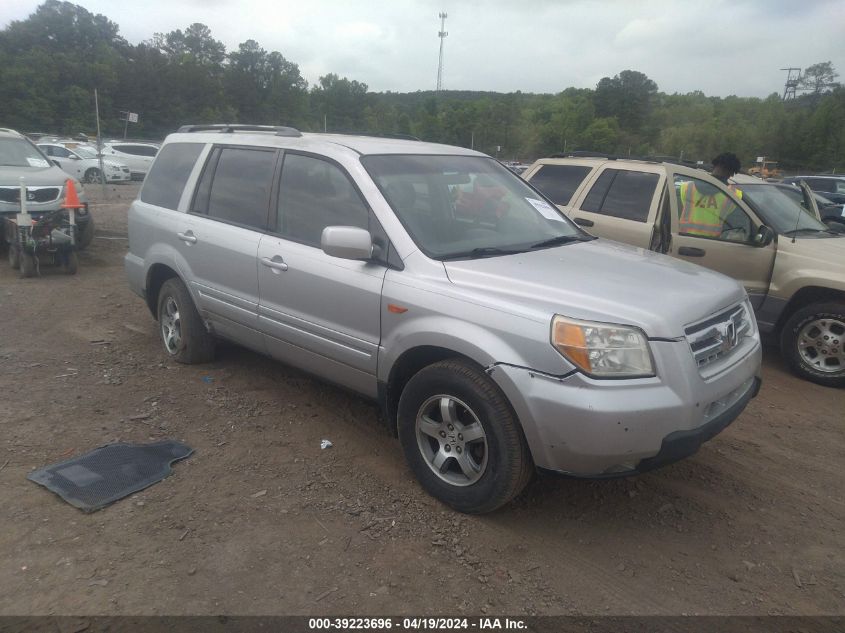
[0,184,843,616]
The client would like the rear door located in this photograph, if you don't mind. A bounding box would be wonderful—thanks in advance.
[256,152,387,397]
[183,144,279,352]
[666,164,776,308]
[566,163,664,248]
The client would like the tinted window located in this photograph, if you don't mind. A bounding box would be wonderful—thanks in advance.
[139,142,204,210]
[204,147,277,229]
[529,164,592,205]
[276,154,369,245]
[580,169,658,222]
[51,146,72,158]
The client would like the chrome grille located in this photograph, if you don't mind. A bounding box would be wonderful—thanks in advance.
[685,303,752,369]
[0,186,61,204]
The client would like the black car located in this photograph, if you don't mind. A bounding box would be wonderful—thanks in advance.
[783,176,845,205]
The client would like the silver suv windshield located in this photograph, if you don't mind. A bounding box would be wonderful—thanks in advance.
[739,184,831,235]
[362,155,588,259]
[0,138,51,168]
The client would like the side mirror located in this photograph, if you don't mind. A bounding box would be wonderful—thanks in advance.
[321,226,373,260]
[69,154,80,160]
[753,225,775,247]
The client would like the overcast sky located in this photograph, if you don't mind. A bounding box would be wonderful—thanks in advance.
[2,0,844,98]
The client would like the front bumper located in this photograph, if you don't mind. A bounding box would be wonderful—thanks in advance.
[105,171,131,182]
[489,336,762,477]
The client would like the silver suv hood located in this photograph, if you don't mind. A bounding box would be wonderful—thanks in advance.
[0,164,72,186]
[443,238,747,338]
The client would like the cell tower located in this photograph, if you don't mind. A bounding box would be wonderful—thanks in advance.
[436,12,448,92]
[781,67,801,100]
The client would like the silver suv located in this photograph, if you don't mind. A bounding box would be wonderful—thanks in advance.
[126,125,762,513]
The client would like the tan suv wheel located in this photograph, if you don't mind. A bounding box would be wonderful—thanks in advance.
[780,302,845,388]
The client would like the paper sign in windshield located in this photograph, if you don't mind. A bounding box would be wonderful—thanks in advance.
[26,158,50,168]
[526,197,563,222]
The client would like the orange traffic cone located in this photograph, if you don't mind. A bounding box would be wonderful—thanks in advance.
[61,179,85,209]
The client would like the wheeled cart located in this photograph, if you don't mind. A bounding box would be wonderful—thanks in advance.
[4,178,81,278]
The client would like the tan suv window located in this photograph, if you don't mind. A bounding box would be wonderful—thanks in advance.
[581,169,658,223]
[674,174,751,242]
[529,164,592,205]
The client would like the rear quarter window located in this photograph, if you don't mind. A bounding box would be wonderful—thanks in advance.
[528,164,592,206]
[139,143,204,210]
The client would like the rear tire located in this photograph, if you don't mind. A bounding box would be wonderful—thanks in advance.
[397,359,533,513]
[77,217,94,250]
[156,278,215,364]
[63,251,78,275]
[19,252,36,278]
[780,302,845,387]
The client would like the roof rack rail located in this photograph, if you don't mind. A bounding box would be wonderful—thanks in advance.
[176,124,302,137]
[324,131,421,142]
[550,151,616,159]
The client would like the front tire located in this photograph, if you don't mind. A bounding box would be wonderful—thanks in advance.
[84,168,101,184]
[780,302,845,387]
[8,243,20,269]
[156,278,215,364]
[397,359,533,513]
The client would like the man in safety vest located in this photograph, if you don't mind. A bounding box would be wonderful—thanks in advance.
[678,153,746,239]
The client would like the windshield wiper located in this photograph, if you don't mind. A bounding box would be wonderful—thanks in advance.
[530,234,592,249]
[440,247,526,260]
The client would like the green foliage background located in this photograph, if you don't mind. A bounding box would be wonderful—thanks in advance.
[2,1,843,172]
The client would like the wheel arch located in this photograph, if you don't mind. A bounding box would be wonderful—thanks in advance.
[776,286,845,334]
[381,346,485,437]
[145,263,180,318]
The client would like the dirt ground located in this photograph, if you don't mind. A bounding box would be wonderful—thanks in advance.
[0,183,843,617]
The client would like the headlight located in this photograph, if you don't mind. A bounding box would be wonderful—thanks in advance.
[108,165,121,171]
[551,315,654,378]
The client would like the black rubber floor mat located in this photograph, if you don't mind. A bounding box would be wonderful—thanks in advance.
[27,440,193,512]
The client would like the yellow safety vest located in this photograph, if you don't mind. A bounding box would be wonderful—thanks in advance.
[678,181,735,237]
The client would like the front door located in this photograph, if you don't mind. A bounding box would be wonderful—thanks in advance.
[666,165,776,308]
[257,152,386,397]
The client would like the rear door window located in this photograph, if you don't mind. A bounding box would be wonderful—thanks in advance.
[139,142,204,211]
[194,146,278,230]
[529,164,592,206]
[580,169,659,222]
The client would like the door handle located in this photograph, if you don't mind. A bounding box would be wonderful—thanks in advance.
[176,231,197,244]
[573,217,594,227]
[261,256,289,272]
[678,246,706,257]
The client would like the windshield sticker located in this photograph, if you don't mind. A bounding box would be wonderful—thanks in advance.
[526,197,564,222]
[26,157,50,168]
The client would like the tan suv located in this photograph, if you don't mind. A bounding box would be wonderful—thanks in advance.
[523,156,845,387]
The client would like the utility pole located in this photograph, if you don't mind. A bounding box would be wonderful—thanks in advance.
[780,67,801,100]
[436,12,448,92]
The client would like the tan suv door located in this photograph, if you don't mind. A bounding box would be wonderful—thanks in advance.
[566,163,665,248]
[666,164,776,308]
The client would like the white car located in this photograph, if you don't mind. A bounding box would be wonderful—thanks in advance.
[101,142,159,179]
[37,142,131,184]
